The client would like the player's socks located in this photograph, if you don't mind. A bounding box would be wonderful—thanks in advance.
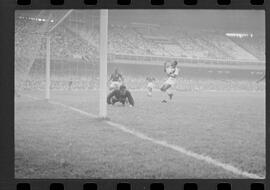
[161,91,168,103]
[167,88,173,100]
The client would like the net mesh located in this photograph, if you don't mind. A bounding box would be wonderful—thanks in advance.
[15,10,100,92]
[15,11,54,93]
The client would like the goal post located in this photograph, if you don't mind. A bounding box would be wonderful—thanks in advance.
[45,36,51,100]
[45,10,73,100]
[99,9,108,118]
[43,9,108,118]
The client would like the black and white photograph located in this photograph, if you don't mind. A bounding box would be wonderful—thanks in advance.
[15,10,265,179]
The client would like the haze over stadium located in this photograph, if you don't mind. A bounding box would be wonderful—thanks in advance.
[15,10,265,179]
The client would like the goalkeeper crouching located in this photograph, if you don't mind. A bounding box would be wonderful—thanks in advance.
[107,85,134,107]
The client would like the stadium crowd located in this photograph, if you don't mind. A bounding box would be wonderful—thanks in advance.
[15,17,265,93]
[16,18,265,61]
[16,74,265,92]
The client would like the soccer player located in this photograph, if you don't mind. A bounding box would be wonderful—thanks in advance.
[107,85,134,107]
[146,77,155,97]
[68,80,73,90]
[160,60,179,103]
[109,68,124,90]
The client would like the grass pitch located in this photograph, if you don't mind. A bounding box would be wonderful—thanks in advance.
[15,90,265,178]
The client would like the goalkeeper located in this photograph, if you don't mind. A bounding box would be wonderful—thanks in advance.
[107,85,134,107]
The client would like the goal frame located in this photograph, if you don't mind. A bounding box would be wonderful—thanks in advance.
[45,9,108,118]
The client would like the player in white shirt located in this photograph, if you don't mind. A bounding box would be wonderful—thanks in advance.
[146,77,155,97]
[109,68,124,91]
[160,60,179,103]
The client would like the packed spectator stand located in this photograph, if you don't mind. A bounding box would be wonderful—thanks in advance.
[15,16,265,92]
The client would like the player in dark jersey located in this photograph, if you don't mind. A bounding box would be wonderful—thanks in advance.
[68,80,73,90]
[107,85,134,107]
[109,68,124,90]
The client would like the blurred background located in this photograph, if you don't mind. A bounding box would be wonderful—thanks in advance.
[15,10,265,92]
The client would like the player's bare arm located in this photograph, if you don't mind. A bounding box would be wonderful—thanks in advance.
[126,91,135,106]
[107,90,116,104]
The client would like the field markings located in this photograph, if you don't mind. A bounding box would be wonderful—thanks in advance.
[21,94,264,179]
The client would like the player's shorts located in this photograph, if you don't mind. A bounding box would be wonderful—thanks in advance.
[164,77,176,86]
[147,82,154,89]
[110,81,121,90]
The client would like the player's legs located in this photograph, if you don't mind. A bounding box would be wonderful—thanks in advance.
[147,87,152,96]
[147,82,154,97]
[160,83,171,103]
[148,87,152,96]
[166,77,176,100]
[167,88,173,100]
[68,81,72,90]
[161,76,177,102]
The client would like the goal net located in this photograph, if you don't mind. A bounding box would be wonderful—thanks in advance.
[15,10,109,117]
[15,11,52,93]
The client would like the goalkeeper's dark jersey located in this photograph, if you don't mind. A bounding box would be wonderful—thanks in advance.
[107,89,134,106]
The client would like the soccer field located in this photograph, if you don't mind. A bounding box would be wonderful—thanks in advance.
[15,90,265,179]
